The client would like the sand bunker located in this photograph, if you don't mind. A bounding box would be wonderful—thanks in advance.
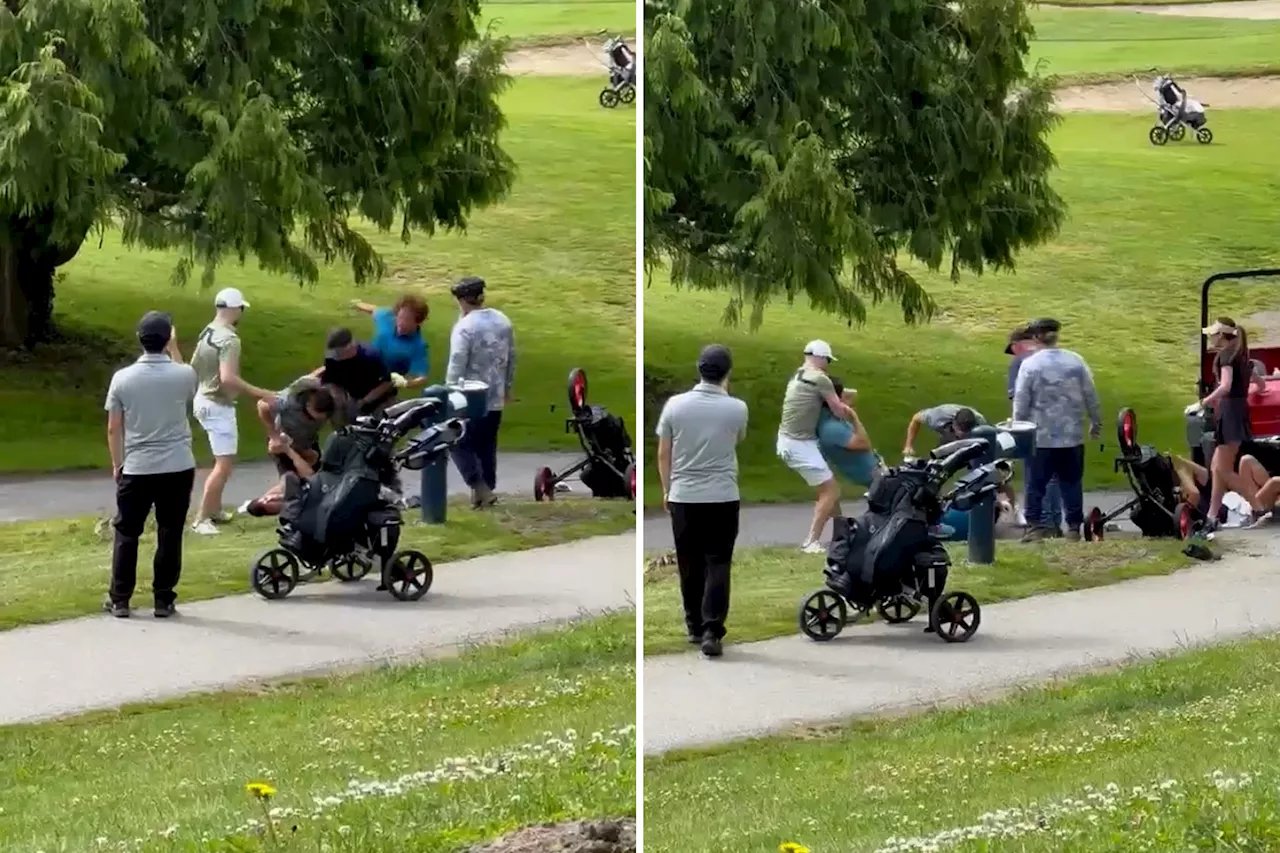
[1105,0,1280,19]
[506,42,629,76]
[1055,74,1280,111]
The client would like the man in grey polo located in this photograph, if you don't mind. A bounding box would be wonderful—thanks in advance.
[103,311,200,618]
[655,344,749,658]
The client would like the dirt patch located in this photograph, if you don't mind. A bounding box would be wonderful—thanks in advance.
[1105,0,1280,19]
[506,41,632,77]
[463,818,636,853]
[1241,311,1280,348]
[1054,75,1280,111]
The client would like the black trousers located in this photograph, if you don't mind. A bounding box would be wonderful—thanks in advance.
[452,410,503,491]
[669,501,740,640]
[110,469,196,607]
[1025,445,1085,529]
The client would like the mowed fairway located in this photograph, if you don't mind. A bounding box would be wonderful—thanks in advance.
[1029,6,1280,79]
[1,76,635,473]
[479,0,635,41]
[643,108,1280,505]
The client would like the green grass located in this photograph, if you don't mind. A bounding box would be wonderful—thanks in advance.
[642,538,1193,653]
[3,74,635,475]
[0,613,635,853]
[479,0,635,43]
[643,109,1280,506]
[1029,6,1280,80]
[645,635,1280,853]
[1044,0,1246,7]
[0,498,634,631]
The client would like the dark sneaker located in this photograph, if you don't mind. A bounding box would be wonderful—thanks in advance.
[687,633,702,644]
[1020,526,1050,543]
[103,598,130,618]
[700,633,723,658]
[153,602,178,619]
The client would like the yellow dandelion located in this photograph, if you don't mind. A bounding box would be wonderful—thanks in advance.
[245,781,277,799]
[779,844,811,853]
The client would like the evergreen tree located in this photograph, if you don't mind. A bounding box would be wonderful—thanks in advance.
[644,0,1065,328]
[0,0,514,346]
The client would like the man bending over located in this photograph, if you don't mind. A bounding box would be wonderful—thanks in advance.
[240,378,336,517]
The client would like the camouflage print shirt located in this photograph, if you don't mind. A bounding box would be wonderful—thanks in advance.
[1012,347,1102,449]
[445,307,515,411]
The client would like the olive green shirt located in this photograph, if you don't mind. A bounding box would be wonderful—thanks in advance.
[191,322,242,404]
[778,367,836,440]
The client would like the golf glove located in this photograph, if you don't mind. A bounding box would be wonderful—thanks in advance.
[1184,402,1204,416]
[390,372,407,389]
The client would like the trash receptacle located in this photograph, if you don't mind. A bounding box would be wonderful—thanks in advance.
[967,421,1038,564]
[418,382,490,524]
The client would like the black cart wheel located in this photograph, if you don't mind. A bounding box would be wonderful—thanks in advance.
[798,589,847,641]
[1117,407,1138,454]
[1169,124,1187,142]
[876,595,921,624]
[619,83,636,104]
[250,549,300,600]
[1177,504,1196,540]
[1083,507,1105,542]
[929,591,982,643]
[534,466,556,502]
[385,550,434,601]
[599,88,619,108]
[330,554,372,582]
[1196,127,1213,144]
[1149,126,1169,146]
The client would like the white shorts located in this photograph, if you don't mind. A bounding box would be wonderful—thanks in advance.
[193,395,238,457]
[776,434,834,487]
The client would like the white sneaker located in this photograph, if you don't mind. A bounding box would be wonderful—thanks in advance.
[191,519,221,535]
[236,500,254,515]
[1016,508,1028,528]
[800,540,826,554]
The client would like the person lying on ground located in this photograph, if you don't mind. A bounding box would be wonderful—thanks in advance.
[239,378,337,518]
[309,326,395,426]
[776,340,856,554]
[1170,452,1273,524]
[351,294,430,391]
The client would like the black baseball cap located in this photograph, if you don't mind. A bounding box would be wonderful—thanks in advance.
[697,344,733,382]
[1028,317,1061,335]
[137,311,173,346]
[1004,325,1032,355]
[325,326,354,358]
[451,276,486,300]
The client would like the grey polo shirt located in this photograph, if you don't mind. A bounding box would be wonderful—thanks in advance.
[105,354,199,475]
[655,382,749,504]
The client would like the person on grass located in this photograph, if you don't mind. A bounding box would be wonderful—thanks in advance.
[656,344,748,659]
[189,288,275,535]
[351,294,431,392]
[103,312,198,619]
[1013,318,1102,542]
[239,378,337,518]
[776,340,856,554]
[1197,318,1256,531]
[1007,324,1063,531]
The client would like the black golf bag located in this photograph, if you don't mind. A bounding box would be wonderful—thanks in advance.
[579,407,634,498]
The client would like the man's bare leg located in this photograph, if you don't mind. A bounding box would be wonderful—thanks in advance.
[805,478,840,548]
[1253,476,1280,513]
[195,456,235,529]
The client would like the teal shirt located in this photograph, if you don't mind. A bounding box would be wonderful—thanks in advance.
[816,409,881,486]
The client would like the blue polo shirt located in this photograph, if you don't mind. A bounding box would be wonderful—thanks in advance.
[816,409,881,486]
[370,307,429,379]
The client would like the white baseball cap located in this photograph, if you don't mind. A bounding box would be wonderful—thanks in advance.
[804,339,836,361]
[214,287,249,309]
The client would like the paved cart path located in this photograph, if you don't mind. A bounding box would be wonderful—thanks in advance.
[0,532,634,726]
[643,531,1280,755]
[0,451,579,523]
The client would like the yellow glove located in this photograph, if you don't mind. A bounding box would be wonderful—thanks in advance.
[390,372,407,389]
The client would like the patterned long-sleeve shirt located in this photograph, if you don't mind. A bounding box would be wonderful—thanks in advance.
[445,307,515,411]
[1012,347,1102,449]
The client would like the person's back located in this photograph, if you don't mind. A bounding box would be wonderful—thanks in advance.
[660,384,748,503]
[1015,347,1100,448]
[109,357,198,475]
[447,307,514,411]
[816,408,880,486]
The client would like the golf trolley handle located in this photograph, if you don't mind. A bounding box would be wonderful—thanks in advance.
[1198,269,1280,396]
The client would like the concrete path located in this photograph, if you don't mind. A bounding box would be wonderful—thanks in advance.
[643,531,1280,755]
[643,489,1133,551]
[0,532,634,726]
[0,452,579,523]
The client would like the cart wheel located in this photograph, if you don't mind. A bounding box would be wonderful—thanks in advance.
[929,591,981,643]
[1177,504,1195,540]
[1196,127,1213,144]
[625,462,637,500]
[1117,407,1138,454]
[598,88,619,108]
[1169,124,1186,142]
[876,595,921,624]
[330,554,372,582]
[385,550,434,601]
[534,466,556,502]
[1083,507,1105,542]
[250,549,300,600]
[1149,126,1169,146]
[619,83,636,104]
[567,368,589,411]
[798,589,847,641]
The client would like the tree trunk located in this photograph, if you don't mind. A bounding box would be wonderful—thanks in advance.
[0,214,83,348]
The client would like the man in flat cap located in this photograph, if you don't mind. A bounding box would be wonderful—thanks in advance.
[1012,318,1102,541]
[103,312,199,618]
[656,344,749,658]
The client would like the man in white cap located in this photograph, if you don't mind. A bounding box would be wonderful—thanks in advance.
[777,340,856,553]
[189,287,275,534]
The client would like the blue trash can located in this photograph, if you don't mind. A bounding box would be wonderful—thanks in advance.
[417,382,490,524]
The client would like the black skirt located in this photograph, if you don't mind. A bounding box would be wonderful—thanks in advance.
[1215,396,1253,446]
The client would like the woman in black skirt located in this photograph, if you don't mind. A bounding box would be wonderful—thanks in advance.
[1198,317,1255,528]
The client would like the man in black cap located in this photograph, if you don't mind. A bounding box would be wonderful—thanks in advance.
[445,275,516,508]
[317,326,394,424]
[655,344,749,658]
[102,312,199,618]
[1012,318,1102,541]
